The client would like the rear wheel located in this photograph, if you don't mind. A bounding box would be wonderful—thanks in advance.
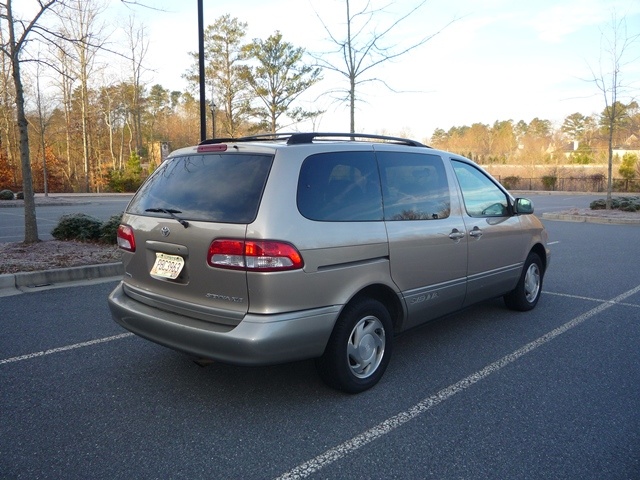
[316,298,393,393]
[504,252,543,311]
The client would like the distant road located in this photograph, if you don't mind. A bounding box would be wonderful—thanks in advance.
[0,194,133,243]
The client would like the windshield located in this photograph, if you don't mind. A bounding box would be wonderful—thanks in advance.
[127,153,273,224]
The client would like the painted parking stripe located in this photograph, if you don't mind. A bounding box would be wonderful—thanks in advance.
[545,291,640,308]
[276,284,640,480]
[0,333,134,365]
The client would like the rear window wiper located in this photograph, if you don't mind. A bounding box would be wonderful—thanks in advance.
[145,208,189,228]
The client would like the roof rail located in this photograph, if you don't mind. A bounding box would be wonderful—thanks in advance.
[286,132,428,147]
[199,132,429,147]
[199,133,293,145]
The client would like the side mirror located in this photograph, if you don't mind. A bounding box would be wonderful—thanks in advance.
[514,198,534,215]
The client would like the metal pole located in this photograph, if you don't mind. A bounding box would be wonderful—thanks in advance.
[210,101,216,138]
[197,0,207,142]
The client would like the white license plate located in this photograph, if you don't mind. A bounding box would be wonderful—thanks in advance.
[150,252,184,279]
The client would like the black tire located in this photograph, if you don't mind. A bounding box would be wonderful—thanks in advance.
[504,252,544,311]
[316,298,393,394]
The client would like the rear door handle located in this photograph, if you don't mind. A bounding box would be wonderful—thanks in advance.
[469,226,483,238]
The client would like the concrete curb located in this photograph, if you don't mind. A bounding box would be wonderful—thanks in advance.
[0,262,123,296]
[541,212,640,225]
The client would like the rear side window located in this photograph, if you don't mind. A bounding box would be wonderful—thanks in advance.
[297,151,383,221]
[127,154,273,223]
[378,152,451,221]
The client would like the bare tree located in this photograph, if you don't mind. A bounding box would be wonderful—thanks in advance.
[0,0,61,243]
[589,12,640,209]
[312,0,456,133]
[58,0,107,192]
[32,60,55,196]
[123,14,149,157]
[0,23,19,188]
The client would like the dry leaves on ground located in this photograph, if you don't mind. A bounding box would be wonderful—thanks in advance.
[0,240,122,275]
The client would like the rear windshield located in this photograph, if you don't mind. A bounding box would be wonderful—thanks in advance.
[127,153,273,223]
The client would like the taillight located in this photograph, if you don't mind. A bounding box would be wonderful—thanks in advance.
[197,144,228,153]
[207,239,303,272]
[117,225,136,252]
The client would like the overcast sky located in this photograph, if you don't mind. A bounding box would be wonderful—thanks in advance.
[23,0,640,140]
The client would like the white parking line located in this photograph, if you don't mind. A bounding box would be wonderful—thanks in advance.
[545,291,640,308]
[0,333,134,365]
[276,284,640,480]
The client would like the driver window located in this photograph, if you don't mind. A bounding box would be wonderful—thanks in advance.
[452,160,509,217]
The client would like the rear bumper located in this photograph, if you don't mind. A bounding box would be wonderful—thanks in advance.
[108,282,339,365]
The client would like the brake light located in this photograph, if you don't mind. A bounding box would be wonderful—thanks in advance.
[197,144,228,153]
[207,239,303,271]
[117,225,136,252]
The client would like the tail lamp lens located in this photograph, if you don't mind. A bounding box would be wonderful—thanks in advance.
[208,239,303,272]
[117,225,136,252]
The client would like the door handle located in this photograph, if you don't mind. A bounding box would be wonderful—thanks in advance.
[449,229,465,241]
[469,226,483,238]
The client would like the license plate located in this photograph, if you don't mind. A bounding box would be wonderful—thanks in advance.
[150,252,184,279]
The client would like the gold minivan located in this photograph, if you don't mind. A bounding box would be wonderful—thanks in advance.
[108,133,549,393]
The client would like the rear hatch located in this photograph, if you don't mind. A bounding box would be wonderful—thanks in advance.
[118,146,274,327]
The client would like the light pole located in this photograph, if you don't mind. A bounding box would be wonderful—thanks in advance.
[197,0,206,142]
[209,100,216,138]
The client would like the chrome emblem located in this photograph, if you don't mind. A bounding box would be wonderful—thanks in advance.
[161,226,171,237]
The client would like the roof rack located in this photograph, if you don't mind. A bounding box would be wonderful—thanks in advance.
[198,132,429,148]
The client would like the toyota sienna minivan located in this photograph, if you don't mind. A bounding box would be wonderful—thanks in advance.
[108,132,549,393]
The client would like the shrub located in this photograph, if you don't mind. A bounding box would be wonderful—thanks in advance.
[16,191,24,199]
[100,213,123,244]
[589,174,605,192]
[590,196,640,211]
[502,176,520,190]
[51,213,102,241]
[619,153,638,181]
[541,175,557,191]
[0,189,14,200]
[107,153,144,192]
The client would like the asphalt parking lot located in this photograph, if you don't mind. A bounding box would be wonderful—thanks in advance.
[1,202,639,479]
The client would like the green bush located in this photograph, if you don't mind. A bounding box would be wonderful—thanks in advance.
[541,175,557,191]
[619,153,638,181]
[100,213,123,244]
[107,153,144,192]
[502,176,520,190]
[51,212,122,244]
[0,189,14,200]
[590,196,640,211]
[16,191,24,199]
[51,213,103,242]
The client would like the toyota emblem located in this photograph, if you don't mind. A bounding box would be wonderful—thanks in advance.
[161,226,171,237]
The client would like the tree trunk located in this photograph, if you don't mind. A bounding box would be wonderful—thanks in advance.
[606,121,614,209]
[7,0,39,243]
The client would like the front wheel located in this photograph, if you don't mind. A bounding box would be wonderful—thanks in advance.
[504,252,543,311]
[316,298,393,394]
